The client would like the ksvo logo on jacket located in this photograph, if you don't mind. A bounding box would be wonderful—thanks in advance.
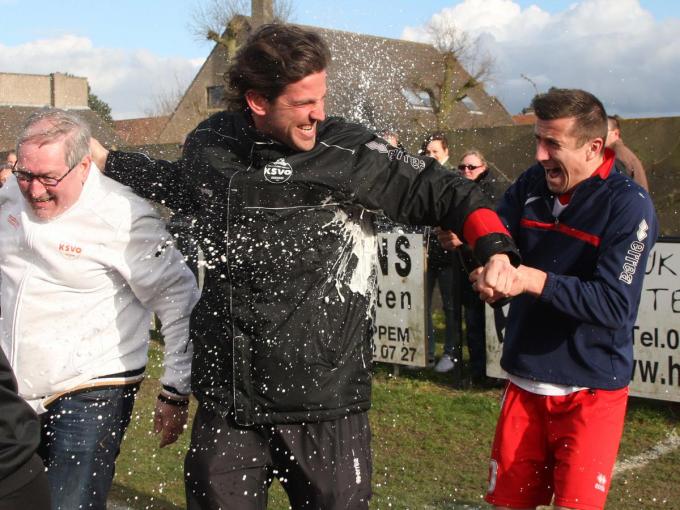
[263,158,293,183]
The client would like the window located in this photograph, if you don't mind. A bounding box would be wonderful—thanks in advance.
[460,95,483,115]
[400,88,432,110]
[207,86,226,109]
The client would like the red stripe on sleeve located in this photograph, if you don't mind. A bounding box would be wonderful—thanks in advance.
[462,209,510,249]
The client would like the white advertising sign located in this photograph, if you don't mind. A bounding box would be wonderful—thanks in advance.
[486,239,680,402]
[372,233,428,366]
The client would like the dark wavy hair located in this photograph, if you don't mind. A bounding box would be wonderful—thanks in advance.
[226,24,331,111]
[531,88,607,147]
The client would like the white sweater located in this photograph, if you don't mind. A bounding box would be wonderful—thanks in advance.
[0,166,200,412]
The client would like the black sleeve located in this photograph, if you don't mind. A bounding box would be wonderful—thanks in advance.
[349,140,483,231]
[105,133,204,215]
[349,137,520,265]
[0,349,42,489]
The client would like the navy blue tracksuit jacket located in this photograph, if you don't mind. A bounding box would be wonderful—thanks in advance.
[499,151,658,389]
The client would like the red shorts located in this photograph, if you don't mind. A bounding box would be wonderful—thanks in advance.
[485,382,628,510]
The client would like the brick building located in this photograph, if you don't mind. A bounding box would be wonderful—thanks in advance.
[0,72,121,159]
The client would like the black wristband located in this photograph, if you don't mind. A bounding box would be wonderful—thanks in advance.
[157,393,189,407]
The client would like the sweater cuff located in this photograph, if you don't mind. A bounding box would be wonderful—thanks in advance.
[538,271,557,301]
[462,209,510,248]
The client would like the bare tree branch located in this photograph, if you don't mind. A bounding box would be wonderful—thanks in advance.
[272,0,294,22]
[412,18,497,128]
[520,73,539,96]
[144,75,189,117]
[426,18,496,89]
[188,0,294,44]
[426,18,470,59]
[188,0,248,43]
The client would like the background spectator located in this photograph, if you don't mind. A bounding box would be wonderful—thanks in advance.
[452,150,510,386]
[423,133,462,374]
[0,151,16,187]
[606,114,649,191]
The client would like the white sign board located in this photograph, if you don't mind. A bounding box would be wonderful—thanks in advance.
[485,306,507,380]
[372,233,428,366]
[486,239,680,402]
[631,239,680,401]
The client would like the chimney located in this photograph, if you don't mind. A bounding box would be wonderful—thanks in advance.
[50,73,88,109]
[251,0,274,28]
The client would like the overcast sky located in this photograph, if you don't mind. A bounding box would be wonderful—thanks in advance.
[1,0,678,119]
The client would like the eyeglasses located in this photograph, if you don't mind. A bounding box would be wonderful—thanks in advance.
[12,161,78,187]
[458,164,483,172]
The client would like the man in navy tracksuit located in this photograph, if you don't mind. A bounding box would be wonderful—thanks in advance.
[443,89,657,510]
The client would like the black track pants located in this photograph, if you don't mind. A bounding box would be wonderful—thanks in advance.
[185,405,372,510]
[0,464,51,510]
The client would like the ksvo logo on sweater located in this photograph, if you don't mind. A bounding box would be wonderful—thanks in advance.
[58,242,83,259]
[263,158,293,184]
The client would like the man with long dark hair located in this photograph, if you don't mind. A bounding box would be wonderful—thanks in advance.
[91,24,521,509]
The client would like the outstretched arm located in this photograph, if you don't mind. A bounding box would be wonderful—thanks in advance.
[350,135,521,268]
[476,187,657,327]
[89,136,201,214]
[90,137,109,171]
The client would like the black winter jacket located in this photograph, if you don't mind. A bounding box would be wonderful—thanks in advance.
[107,112,519,425]
[0,348,44,497]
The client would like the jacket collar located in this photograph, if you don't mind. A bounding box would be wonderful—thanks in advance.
[535,147,617,204]
[224,111,336,165]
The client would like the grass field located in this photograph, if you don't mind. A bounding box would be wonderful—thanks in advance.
[110,335,680,509]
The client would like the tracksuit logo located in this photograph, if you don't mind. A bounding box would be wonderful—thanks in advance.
[364,140,426,171]
[595,472,607,492]
[487,459,498,494]
[619,220,648,285]
[637,218,649,241]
